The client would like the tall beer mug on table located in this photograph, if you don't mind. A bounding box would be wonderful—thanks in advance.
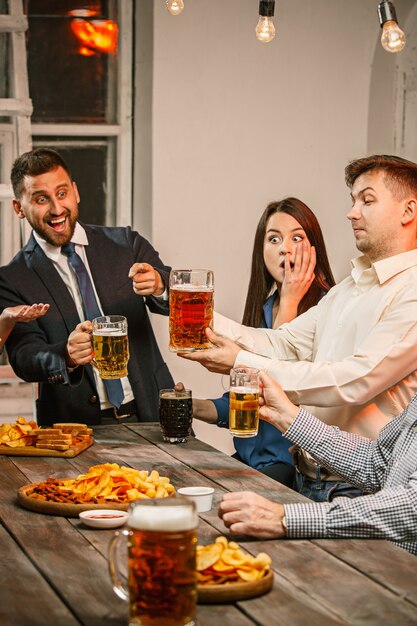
[229,367,260,438]
[91,315,129,379]
[108,498,198,626]
[169,269,214,352]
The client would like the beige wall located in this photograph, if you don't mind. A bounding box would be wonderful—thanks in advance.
[135,0,413,453]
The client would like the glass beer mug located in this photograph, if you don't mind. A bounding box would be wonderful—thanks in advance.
[91,315,129,379]
[108,498,198,626]
[229,366,260,438]
[159,388,193,443]
[169,269,214,352]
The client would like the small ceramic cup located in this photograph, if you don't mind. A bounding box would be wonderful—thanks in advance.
[177,486,215,513]
[79,509,129,529]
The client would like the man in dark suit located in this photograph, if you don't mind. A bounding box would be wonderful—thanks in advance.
[0,148,174,426]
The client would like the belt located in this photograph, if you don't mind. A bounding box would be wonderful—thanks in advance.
[100,400,137,420]
[290,445,341,482]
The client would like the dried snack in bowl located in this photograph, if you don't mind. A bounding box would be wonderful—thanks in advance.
[28,463,175,504]
[197,536,271,585]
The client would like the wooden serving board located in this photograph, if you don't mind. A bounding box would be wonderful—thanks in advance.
[197,570,274,604]
[18,483,129,517]
[0,437,93,458]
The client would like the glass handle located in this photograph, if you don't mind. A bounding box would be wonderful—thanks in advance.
[108,529,130,601]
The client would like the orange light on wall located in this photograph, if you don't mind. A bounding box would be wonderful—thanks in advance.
[70,18,118,55]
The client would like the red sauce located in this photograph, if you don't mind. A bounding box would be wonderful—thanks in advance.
[87,514,126,519]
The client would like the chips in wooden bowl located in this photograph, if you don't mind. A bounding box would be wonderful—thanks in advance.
[196,536,273,603]
[20,463,175,509]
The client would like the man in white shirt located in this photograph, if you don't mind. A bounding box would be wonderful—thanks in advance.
[180,154,417,501]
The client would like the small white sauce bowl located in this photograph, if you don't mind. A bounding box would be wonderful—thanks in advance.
[79,509,129,529]
[177,487,215,513]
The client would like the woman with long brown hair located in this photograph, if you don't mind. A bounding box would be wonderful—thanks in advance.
[192,197,335,486]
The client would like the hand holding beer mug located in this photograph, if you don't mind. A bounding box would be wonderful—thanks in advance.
[169,269,214,352]
[229,367,260,438]
[91,315,129,379]
[108,498,198,626]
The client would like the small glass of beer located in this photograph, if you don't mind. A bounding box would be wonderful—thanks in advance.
[108,497,198,626]
[229,366,260,438]
[159,388,193,443]
[91,315,129,379]
[169,269,214,352]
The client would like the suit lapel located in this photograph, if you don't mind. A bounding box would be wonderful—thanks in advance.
[25,234,80,335]
[24,233,97,389]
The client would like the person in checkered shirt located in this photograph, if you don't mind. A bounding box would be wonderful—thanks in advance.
[219,370,417,555]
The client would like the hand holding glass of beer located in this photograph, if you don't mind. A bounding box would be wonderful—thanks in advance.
[108,498,198,626]
[91,315,129,379]
[229,366,260,438]
[169,269,214,352]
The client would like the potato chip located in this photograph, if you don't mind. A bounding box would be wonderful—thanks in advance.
[196,543,225,571]
[215,536,229,549]
[4,440,23,448]
[212,561,237,574]
[236,568,264,582]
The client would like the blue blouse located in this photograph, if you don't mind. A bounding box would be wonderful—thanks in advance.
[211,293,293,469]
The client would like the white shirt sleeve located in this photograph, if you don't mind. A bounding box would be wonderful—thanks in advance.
[214,291,417,408]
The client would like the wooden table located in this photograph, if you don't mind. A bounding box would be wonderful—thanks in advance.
[0,424,416,626]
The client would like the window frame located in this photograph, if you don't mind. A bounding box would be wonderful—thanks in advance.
[29,1,133,228]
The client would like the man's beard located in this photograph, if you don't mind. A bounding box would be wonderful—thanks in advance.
[29,214,77,247]
[26,213,78,248]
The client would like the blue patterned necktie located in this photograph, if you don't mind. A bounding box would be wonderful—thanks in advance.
[61,242,124,409]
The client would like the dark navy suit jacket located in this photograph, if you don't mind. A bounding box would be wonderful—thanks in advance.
[0,223,174,426]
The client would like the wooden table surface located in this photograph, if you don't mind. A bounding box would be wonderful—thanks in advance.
[0,423,416,626]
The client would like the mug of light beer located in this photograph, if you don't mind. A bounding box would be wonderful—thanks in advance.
[229,366,260,438]
[91,315,129,379]
[108,498,198,626]
[169,269,214,352]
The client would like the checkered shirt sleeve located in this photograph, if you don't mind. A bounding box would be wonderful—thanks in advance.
[282,401,417,555]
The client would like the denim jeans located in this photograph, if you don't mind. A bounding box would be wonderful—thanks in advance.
[294,469,364,503]
[232,453,295,488]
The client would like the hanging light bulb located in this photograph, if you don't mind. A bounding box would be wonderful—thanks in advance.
[255,1,276,43]
[377,1,406,53]
[166,0,185,16]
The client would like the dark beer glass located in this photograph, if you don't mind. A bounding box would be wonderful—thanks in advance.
[169,269,214,352]
[159,389,193,443]
[108,498,198,626]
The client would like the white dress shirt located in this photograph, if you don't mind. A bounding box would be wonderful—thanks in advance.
[215,249,417,440]
[34,223,134,410]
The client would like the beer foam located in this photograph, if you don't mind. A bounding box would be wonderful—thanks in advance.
[172,285,213,292]
[129,504,198,531]
[93,329,126,336]
[231,386,259,394]
[160,391,191,400]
